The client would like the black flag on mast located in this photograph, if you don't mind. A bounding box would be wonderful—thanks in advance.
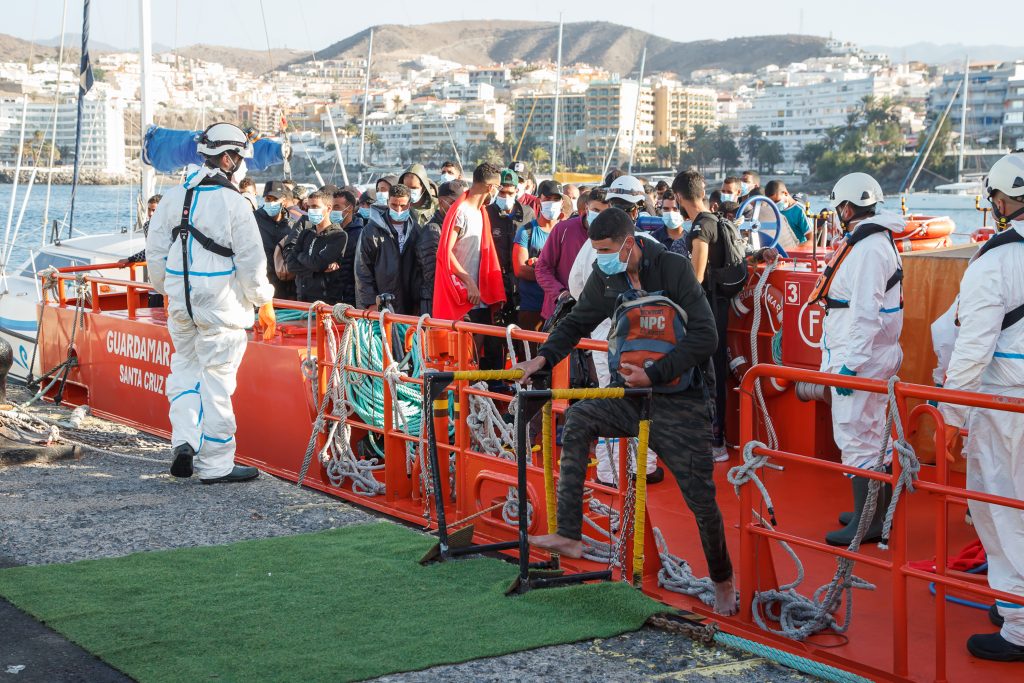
[68,0,94,237]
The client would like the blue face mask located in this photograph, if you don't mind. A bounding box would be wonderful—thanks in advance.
[330,209,346,224]
[719,192,736,203]
[596,240,631,275]
[494,195,515,212]
[263,201,282,218]
[662,211,684,229]
[740,182,751,195]
[586,209,601,225]
[389,208,410,223]
[375,191,389,206]
[541,200,561,222]
[307,208,326,225]
[440,173,457,184]
[357,207,371,219]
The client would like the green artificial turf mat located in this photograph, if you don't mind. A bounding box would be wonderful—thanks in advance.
[0,522,663,682]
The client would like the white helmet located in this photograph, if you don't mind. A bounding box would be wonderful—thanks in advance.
[196,122,254,159]
[984,153,1024,198]
[605,175,646,206]
[828,172,884,210]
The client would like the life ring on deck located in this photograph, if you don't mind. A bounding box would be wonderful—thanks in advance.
[891,215,955,241]
[971,227,995,243]
[727,278,788,397]
[894,236,951,252]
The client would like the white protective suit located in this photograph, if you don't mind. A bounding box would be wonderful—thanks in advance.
[819,212,906,471]
[568,236,658,482]
[146,165,275,478]
[939,221,1024,646]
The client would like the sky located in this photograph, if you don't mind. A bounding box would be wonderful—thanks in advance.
[4,0,1019,52]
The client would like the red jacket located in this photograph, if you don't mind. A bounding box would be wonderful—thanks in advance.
[432,192,506,321]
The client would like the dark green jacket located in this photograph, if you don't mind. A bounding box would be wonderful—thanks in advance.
[537,237,717,389]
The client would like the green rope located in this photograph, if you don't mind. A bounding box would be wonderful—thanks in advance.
[771,329,784,365]
[273,308,314,323]
[343,319,427,436]
[713,632,873,683]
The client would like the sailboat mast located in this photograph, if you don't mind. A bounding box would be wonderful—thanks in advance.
[628,47,647,175]
[550,16,563,177]
[68,0,95,239]
[41,0,68,248]
[139,0,155,213]
[957,55,969,184]
[358,28,374,182]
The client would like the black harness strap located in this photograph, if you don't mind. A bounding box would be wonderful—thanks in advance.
[966,228,1024,330]
[823,224,904,310]
[169,174,237,320]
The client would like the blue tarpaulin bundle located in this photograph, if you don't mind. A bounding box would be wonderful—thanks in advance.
[142,126,285,173]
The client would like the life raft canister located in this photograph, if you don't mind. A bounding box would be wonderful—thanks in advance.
[727,276,788,397]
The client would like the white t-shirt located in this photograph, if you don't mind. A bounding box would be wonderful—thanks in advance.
[451,202,484,286]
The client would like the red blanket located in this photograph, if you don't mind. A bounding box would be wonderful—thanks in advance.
[432,192,506,321]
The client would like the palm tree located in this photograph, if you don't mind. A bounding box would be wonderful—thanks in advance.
[741,125,763,167]
[655,144,673,167]
[713,125,740,177]
[530,145,550,168]
[683,124,714,174]
[759,140,784,173]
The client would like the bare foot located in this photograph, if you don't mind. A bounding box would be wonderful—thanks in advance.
[529,533,584,558]
[714,578,738,616]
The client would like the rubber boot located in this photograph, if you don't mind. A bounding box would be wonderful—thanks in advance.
[838,466,892,525]
[826,476,891,547]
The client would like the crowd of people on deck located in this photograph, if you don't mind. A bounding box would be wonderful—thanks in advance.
[141,121,1023,664]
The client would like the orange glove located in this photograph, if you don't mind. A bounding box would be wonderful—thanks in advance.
[943,424,961,463]
[258,302,276,341]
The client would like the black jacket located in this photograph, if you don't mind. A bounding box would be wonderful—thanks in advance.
[537,237,717,391]
[419,217,442,315]
[486,200,537,305]
[285,217,350,305]
[336,216,364,306]
[255,207,297,299]
[355,206,424,314]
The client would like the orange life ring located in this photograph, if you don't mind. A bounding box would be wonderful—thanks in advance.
[894,236,951,252]
[891,215,956,241]
[727,279,788,397]
[971,227,995,243]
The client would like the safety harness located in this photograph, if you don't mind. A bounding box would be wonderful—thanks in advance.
[957,227,1024,330]
[808,223,903,311]
[171,172,237,320]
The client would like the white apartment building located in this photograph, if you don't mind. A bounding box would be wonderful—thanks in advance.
[0,92,126,173]
[583,80,655,170]
[738,74,895,166]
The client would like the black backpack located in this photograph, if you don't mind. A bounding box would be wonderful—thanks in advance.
[702,213,747,298]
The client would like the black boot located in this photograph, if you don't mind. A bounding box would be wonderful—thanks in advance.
[170,444,195,478]
[826,476,891,547]
[200,465,259,484]
[967,632,1024,662]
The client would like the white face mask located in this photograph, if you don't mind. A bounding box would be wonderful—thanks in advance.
[586,209,601,225]
[409,188,423,203]
[516,183,526,199]
[375,191,388,206]
[440,173,457,184]
[230,159,247,187]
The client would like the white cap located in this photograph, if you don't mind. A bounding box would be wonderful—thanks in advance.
[605,175,646,206]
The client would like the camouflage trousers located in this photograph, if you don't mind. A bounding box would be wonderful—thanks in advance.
[556,391,733,583]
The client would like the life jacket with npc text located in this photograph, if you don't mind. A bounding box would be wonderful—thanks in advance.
[807,222,903,311]
[607,289,696,393]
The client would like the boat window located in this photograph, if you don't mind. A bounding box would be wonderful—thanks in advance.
[20,252,86,278]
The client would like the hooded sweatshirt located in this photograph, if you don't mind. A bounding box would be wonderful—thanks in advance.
[399,163,439,226]
[355,205,423,314]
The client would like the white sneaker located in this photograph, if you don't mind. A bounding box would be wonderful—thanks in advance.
[712,445,729,462]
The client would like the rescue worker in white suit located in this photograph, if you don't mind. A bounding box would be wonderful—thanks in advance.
[940,153,1024,662]
[817,172,907,547]
[146,122,277,484]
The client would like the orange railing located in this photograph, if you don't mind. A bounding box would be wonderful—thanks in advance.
[738,364,1024,682]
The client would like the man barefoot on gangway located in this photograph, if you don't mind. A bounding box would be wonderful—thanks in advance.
[515,207,737,615]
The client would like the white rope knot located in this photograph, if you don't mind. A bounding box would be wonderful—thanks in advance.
[727,440,778,526]
[331,303,353,323]
[653,527,716,606]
